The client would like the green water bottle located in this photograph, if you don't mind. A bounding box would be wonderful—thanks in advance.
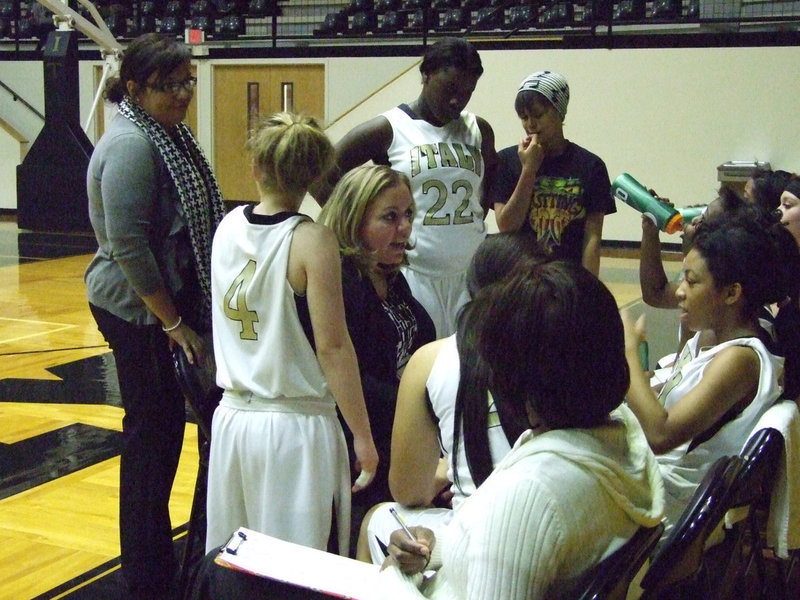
[612,173,684,234]
[678,205,707,223]
[639,339,649,371]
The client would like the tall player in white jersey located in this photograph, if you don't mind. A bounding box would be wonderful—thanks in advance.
[313,38,498,338]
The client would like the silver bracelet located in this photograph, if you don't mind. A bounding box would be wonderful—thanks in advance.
[161,316,182,333]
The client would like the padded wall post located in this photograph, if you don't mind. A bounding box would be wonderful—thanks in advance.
[17,29,94,232]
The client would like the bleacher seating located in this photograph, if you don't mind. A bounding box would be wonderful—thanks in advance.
[217,12,246,36]
[0,0,796,44]
[651,0,682,19]
[350,9,377,32]
[442,6,469,30]
[507,4,536,29]
[376,9,406,32]
[473,4,504,29]
[541,1,574,26]
[613,0,646,21]
[405,7,436,31]
[314,9,348,34]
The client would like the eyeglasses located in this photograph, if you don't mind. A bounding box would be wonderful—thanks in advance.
[149,77,197,94]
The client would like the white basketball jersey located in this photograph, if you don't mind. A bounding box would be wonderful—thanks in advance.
[427,335,512,509]
[382,106,487,276]
[211,208,329,401]
[657,333,783,525]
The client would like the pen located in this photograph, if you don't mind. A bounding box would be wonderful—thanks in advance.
[389,506,417,543]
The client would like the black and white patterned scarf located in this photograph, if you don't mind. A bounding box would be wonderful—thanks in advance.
[118,96,226,325]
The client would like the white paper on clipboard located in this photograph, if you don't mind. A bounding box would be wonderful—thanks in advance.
[215,527,385,600]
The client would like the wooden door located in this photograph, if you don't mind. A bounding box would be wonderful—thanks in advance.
[212,64,325,203]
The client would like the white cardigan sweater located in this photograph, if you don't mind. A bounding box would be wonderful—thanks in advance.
[378,404,665,600]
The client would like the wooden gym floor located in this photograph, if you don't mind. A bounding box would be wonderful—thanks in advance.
[0,216,681,599]
[0,219,200,600]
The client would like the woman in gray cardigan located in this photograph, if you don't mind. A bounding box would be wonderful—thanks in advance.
[84,33,224,599]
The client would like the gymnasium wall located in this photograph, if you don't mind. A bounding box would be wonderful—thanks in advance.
[317,45,800,242]
[1,44,798,243]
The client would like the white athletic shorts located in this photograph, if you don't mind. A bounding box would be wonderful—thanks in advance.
[206,392,351,555]
[402,268,470,338]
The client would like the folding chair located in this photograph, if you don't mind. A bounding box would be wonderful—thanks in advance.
[640,455,743,599]
[172,346,223,599]
[172,346,219,441]
[726,427,785,598]
[563,522,665,600]
[722,399,800,599]
[698,400,800,600]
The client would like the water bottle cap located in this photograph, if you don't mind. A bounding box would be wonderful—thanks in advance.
[664,213,684,234]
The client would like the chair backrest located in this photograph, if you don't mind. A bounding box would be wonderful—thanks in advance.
[731,427,784,508]
[570,522,665,600]
[172,346,222,441]
[707,426,787,600]
[640,455,742,594]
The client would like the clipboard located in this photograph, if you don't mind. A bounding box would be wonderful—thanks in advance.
[215,527,385,600]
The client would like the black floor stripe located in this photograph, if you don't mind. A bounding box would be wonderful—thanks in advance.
[17,232,97,260]
[0,225,96,264]
[0,423,124,500]
[0,355,122,407]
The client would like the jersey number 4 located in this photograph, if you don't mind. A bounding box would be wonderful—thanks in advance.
[223,259,259,340]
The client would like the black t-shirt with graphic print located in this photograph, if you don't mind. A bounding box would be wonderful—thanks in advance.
[490,140,615,264]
